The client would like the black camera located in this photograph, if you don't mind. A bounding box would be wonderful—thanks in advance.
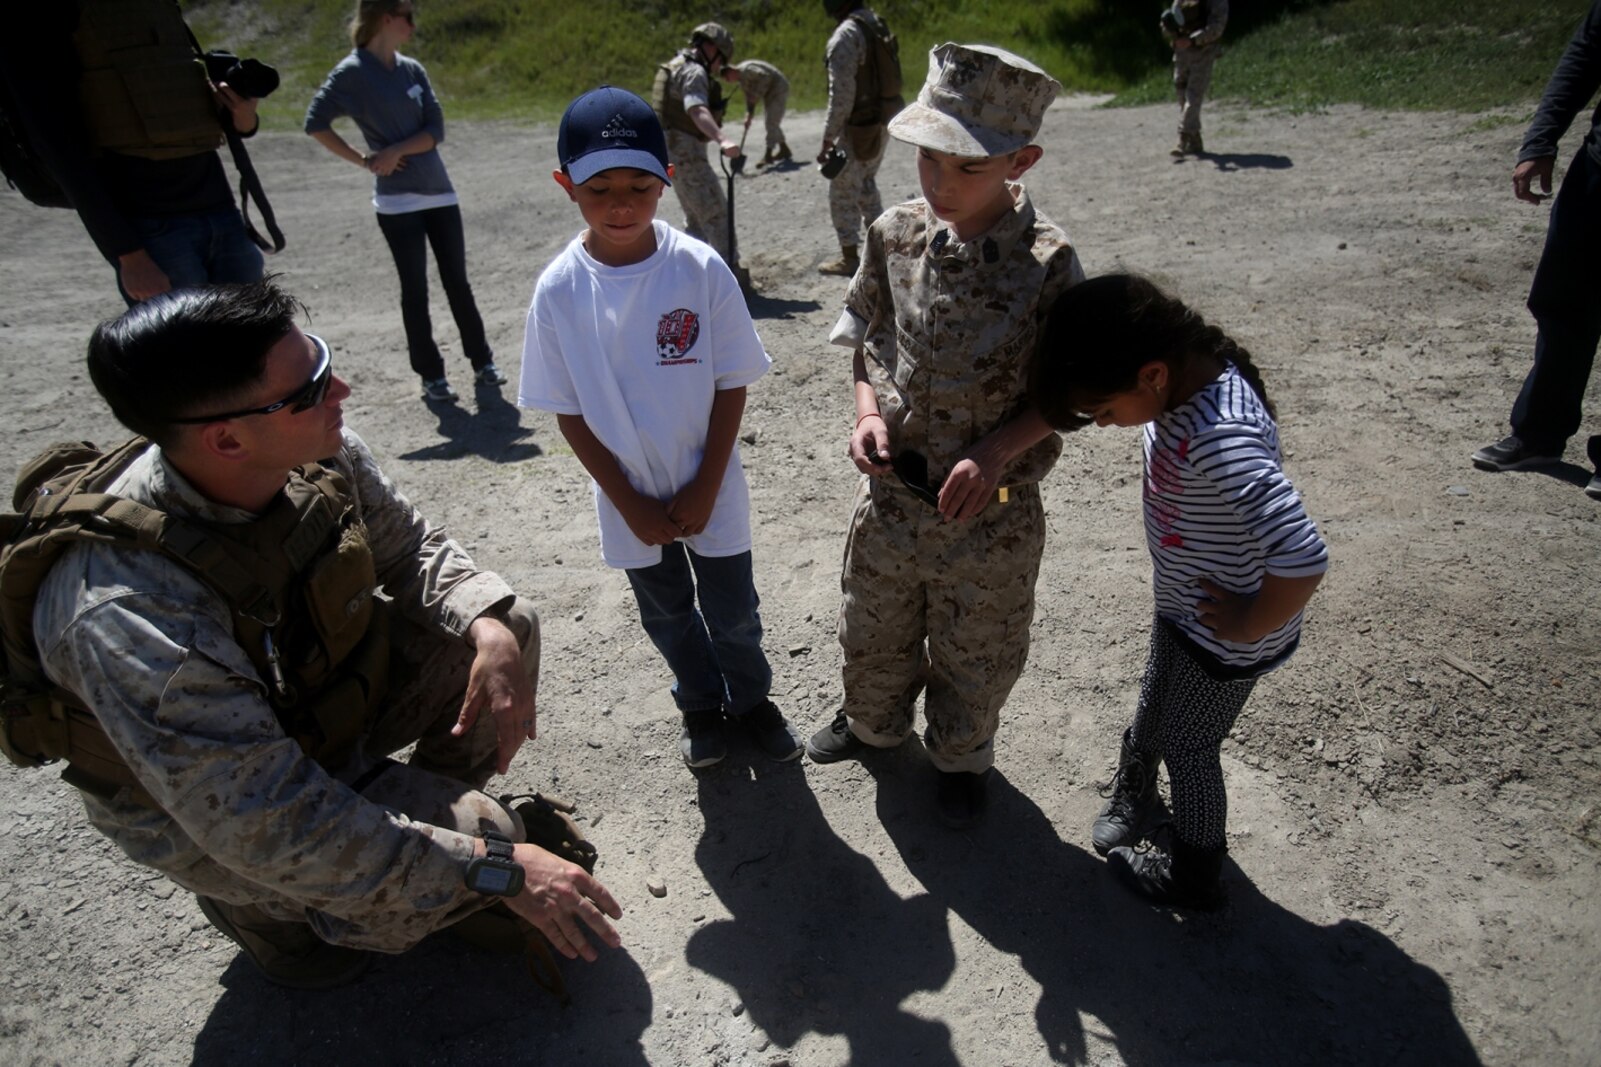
[202,50,279,99]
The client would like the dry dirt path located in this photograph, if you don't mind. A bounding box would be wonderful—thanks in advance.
[0,99,1597,1067]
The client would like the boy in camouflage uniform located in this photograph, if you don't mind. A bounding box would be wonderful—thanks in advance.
[722,59,791,168]
[1161,0,1229,156]
[805,44,1086,828]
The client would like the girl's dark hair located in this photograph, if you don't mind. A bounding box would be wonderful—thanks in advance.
[86,279,307,446]
[1029,273,1274,430]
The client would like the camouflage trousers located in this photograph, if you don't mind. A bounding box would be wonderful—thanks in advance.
[1173,47,1219,137]
[837,478,1045,773]
[828,127,886,249]
[667,129,731,262]
[180,598,541,953]
[756,83,789,153]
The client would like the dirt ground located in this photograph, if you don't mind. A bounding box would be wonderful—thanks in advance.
[0,97,1597,1067]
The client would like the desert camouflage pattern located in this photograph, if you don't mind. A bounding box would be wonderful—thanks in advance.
[1173,46,1220,138]
[33,430,540,952]
[836,191,1083,772]
[823,16,885,248]
[666,128,731,262]
[887,43,1060,159]
[735,60,789,154]
[1163,0,1227,137]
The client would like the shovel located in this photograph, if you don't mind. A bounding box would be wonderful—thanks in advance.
[720,140,750,290]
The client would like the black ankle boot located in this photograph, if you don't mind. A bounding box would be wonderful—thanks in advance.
[1091,729,1159,855]
[1107,837,1226,910]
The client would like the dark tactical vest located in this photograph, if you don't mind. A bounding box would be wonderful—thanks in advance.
[0,439,389,803]
[73,0,223,161]
[652,50,727,142]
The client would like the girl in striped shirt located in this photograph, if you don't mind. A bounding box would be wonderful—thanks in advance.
[1031,274,1328,908]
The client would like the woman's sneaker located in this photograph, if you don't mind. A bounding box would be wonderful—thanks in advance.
[1471,435,1560,471]
[421,377,459,402]
[475,362,508,386]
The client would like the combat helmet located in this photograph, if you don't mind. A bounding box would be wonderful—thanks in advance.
[690,22,734,64]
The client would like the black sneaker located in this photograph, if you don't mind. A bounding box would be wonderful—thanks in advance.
[739,700,804,762]
[805,710,869,763]
[935,770,990,829]
[679,709,727,768]
[1471,435,1560,471]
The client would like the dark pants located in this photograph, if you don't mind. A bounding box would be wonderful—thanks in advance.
[1129,619,1257,852]
[1510,147,1601,454]
[625,545,772,718]
[375,205,493,382]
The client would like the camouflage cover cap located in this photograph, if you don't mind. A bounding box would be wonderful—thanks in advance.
[887,43,1061,157]
[690,22,735,63]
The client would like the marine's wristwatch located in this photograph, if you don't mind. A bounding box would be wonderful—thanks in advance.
[464,830,525,897]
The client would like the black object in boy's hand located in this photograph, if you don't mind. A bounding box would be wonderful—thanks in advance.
[867,447,941,508]
[820,145,848,179]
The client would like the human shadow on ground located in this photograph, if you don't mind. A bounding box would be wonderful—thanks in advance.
[1178,151,1295,172]
[687,756,961,1065]
[745,290,823,322]
[1529,460,1595,491]
[867,752,1484,1066]
[190,924,652,1065]
[402,383,543,462]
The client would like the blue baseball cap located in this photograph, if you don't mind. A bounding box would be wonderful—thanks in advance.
[558,86,672,186]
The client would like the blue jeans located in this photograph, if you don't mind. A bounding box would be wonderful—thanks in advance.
[624,545,772,718]
[375,205,492,382]
[1511,146,1601,453]
[119,208,264,305]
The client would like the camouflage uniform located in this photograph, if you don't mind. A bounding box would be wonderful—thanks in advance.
[835,191,1084,772]
[823,14,886,250]
[733,60,790,157]
[662,56,731,262]
[1162,0,1229,148]
[33,430,541,953]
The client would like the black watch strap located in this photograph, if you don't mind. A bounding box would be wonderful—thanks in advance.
[483,830,516,862]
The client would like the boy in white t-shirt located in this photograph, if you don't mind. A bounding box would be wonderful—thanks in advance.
[519,86,802,769]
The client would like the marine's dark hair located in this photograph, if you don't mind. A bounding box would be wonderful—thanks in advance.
[1029,273,1274,431]
[86,280,307,447]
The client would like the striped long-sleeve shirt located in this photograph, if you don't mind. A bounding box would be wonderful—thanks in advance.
[1143,364,1328,674]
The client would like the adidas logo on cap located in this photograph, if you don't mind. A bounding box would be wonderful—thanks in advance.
[601,113,638,139]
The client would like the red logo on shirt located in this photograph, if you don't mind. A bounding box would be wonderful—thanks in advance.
[656,308,701,364]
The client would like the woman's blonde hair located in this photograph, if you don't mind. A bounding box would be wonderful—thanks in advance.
[350,0,409,48]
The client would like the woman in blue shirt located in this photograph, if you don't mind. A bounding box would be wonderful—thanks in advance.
[305,0,504,401]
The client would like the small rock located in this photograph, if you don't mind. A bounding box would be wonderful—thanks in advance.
[1446,485,1470,496]
[731,1001,746,1017]
[1337,242,1348,250]
[647,878,667,898]
[586,739,603,749]
[575,612,585,622]
[788,644,811,657]
[741,429,761,445]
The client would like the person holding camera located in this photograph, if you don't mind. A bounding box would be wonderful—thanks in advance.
[305,0,505,404]
[0,2,270,304]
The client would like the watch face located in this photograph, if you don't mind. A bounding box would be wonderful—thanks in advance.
[472,865,518,895]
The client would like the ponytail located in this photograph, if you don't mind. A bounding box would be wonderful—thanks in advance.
[1031,273,1274,425]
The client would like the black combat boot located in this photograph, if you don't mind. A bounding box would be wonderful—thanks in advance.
[1107,837,1226,910]
[1091,730,1159,856]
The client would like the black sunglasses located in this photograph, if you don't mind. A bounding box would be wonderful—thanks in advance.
[870,447,941,508]
[169,333,333,424]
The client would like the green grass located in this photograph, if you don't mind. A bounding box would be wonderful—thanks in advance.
[184,0,1586,130]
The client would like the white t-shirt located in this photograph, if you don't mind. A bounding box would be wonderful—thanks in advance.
[518,220,770,569]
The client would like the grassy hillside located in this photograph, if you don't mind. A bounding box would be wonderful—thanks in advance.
[185,0,1586,129]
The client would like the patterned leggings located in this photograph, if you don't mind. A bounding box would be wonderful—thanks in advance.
[1128,618,1256,851]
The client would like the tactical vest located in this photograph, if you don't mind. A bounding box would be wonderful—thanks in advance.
[845,9,904,128]
[73,0,223,161]
[1173,0,1212,36]
[651,50,727,142]
[0,440,389,803]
